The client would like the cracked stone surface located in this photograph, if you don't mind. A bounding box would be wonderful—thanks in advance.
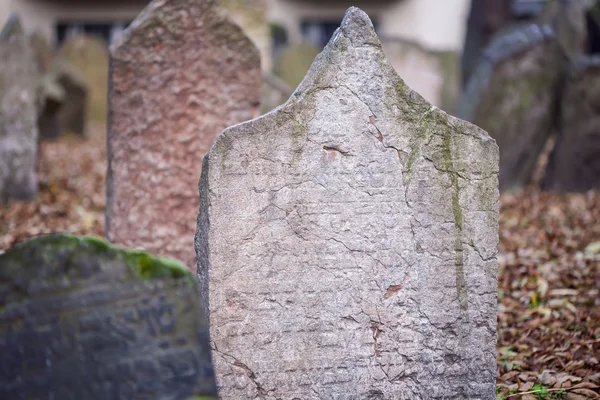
[196,7,499,400]
[0,15,39,203]
[107,0,261,270]
[459,24,564,191]
[544,56,600,192]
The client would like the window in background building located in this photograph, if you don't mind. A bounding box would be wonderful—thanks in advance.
[301,20,342,48]
[56,22,132,46]
[300,18,379,48]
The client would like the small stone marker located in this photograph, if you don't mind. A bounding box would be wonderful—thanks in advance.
[197,7,499,399]
[107,0,261,271]
[0,234,217,399]
[0,15,39,202]
[544,56,600,192]
[459,24,565,190]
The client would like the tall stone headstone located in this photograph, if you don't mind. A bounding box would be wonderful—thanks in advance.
[197,7,499,399]
[544,56,600,192]
[0,234,217,399]
[459,24,565,190]
[107,0,261,271]
[0,15,39,202]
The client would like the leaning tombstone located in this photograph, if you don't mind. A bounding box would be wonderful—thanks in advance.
[0,15,39,202]
[544,56,600,192]
[107,0,261,271]
[0,234,218,399]
[459,24,565,190]
[197,7,499,399]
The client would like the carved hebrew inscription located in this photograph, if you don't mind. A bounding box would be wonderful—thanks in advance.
[197,7,499,400]
[0,235,217,399]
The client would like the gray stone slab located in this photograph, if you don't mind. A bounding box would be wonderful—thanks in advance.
[196,7,499,399]
[107,0,261,271]
[459,23,565,190]
[0,15,39,202]
[544,56,600,191]
[0,234,217,399]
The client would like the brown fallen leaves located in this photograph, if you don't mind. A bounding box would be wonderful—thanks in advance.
[497,191,600,399]
[0,126,105,251]
[0,126,598,398]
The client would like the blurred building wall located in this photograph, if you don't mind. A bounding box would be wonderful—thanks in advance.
[0,0,144,43]
[268,0,470,52]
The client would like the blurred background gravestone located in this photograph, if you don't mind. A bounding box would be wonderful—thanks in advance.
[273,42,320,88]
[0,15,39,203]
[197,8,499,399]
[0,234,217,399]
[36,74,65,140]
[459,24,565,190]
[544,56,600,192]
[221,0,271,71]
[50,63,89,137]
[261,72,293,114]
[382,38,460,113]
[29,31,54,75]
[57,34,107,133]
[107,0,261,271]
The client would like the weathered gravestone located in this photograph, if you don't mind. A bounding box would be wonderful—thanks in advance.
[0,15,39,202]
[459,24,565,190]
[197,7,499,399]
[29,31,55,75]
[58,35,107,125]
[261,72,292,114]
[0,234,217,399]
[37,73,65,140]
[544,56,600,192]
[52,62,89,137]
[107,0,261,271]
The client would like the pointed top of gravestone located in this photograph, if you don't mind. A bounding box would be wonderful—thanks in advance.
[198,7,498,398]
[111,0,247,61]
[338,7,379,47]
[0,14,23,41]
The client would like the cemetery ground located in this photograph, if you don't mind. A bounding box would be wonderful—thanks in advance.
[0,124,598,399]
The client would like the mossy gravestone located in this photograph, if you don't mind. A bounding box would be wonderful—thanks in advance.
[459,24,565,190]
[107,0,260,271]
[197,7,499,399]
[0,15,39,202]
[544,56,600,192]
[0,234,217,399]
